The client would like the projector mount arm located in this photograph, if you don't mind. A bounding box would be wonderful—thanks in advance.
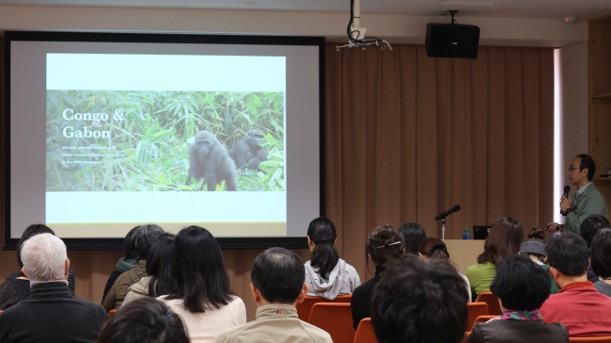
[336,0,392,51]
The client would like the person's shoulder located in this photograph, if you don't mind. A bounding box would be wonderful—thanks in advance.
[339,259,357,271]
[216,322,250,343]
[299,319,333,342]
[229,295,245,306]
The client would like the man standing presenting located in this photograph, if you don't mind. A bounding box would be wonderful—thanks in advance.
[549,153,607,234]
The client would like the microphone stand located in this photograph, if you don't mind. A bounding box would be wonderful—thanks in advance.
[441,218,446,240]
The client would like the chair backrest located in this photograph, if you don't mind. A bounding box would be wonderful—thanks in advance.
[569,337,611,343]
[308,302,355,343]
[353,317,376,343]
[296,294,352,321]
[475,291,502,315]
[466,302,489,331]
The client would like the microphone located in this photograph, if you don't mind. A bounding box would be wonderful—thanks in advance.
[561,185,570,215]
[435,204,461,221]
[563,185,570,198]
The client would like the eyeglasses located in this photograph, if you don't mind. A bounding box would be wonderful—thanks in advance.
[567,167,580,172]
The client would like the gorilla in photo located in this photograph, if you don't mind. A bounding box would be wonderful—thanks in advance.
[187,130,238,191]
[230,129,268,171]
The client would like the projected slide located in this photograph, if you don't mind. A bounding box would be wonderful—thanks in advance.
[45,54,287,236]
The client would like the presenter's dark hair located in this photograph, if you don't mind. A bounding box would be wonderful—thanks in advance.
[131,223,164,260]
[580,214,610,247]
[398,222,427,254]
[146,233,176,297]
[251,247,305,304]
[96,298,189,343]
[490,255,550,311]
[371,255,468,343]
[591,229,611,279]
[418,237,450,260]
[545,232,589,276]
[367,225,405,271]
[17,224,55,267]
[477,217,523,264]
[167,226,232,313]
[577,153,596,181]
[307,217,339,280]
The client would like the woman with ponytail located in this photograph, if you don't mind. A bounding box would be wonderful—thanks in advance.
[418,237,472,301]
[304,217,361,300]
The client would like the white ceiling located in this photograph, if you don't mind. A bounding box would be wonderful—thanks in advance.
[1,0,611,20]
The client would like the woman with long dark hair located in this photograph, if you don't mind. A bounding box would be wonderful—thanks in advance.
[304,217,360,300]
[467,217,524,299]
[159,226,246,343]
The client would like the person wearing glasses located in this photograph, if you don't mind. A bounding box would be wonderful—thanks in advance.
[350,224,405,330]
[547,154,607,235]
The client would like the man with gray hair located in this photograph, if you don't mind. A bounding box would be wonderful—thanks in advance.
[0,233,107,342]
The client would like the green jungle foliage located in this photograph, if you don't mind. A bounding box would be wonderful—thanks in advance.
[46,90,285,192]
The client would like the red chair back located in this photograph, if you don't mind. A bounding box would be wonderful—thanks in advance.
[308,302,355,343]
[296,294,352,321]
[475,291,502,315]
[353,317,377,343]
[466,302,489,331]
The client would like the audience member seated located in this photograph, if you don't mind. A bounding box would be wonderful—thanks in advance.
[371,254,468,343]
[96,297,189,343]
[418,237,472,301]
[217,247,332,343]
[398,222,427,255]
[540,232,611,336]
[580,214,610,283]
[468,255,568,343]
[467,217,523,299]
[159,226,246,343]
[590,229,611,296]
[0,233,107,342]
[519,230,559,294]
[304,217,361,300]
[123,233,176,306]
[0,224,75,310]
[101,225,142,302]
[351,224,405,329]
[102,223,164,311]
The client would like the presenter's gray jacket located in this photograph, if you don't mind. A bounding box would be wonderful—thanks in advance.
[564,182,607,235]
[216,304,332,343]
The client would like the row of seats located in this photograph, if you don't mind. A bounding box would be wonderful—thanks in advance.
[296,293,611,343]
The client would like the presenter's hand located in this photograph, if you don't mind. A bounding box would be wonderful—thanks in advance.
[546,222,562,232]
[559,196,571,212]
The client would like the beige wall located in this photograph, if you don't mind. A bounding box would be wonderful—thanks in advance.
[556,42,589,223]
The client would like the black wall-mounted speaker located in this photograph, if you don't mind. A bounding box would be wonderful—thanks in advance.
[425,23,480,59]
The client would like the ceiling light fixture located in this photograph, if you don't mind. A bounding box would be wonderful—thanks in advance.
[561,16,578,24]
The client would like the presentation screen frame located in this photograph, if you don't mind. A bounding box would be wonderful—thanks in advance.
[3,31,325,250]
